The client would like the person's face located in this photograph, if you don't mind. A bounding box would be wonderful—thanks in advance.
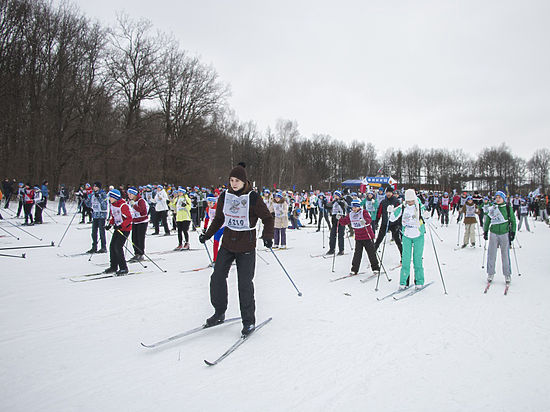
[496,196,504,204]
[128,193,136,201]
[230,177,245,191]
[386,192,392,198]
[109,197,115,204]
[352,206,361,212]
[93,185,99,192]
[406,200,415,206]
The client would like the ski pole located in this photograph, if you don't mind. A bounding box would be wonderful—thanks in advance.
[322,212,325,249]
[203,241,213,265]
[456,222,461,246]
[512,243,521,276]
[515,236,522,249]
[0,225,20,240]
[5,220,43,241]
[113,228,166,273]
[428,222,443,242]
[38,204,58,223]
[428,223,448,294]
[482,238,487,269]
[0,252,25,258]
[57,209,80,247]
[256,249,270,265]
[269,247,302,296]
[375,217,391,291]
[0,241,54,251]
[331,240,336,273]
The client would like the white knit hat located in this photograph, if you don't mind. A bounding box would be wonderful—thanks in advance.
[405,189,416,202]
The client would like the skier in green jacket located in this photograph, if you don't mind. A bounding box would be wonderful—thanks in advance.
[483,191,517,285]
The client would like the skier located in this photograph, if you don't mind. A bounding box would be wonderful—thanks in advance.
[57,184,68,215]
[15,182,24,217]
[389,188,426,290]
[199,163,274,336]
[483,191,516,285]
[127,186,149,261]
[460,196,479,248]
[33,185,43,224]
[170,188,192,250]
[23,183,34,225]
[374,186,403,258]
[338,199,379,276]
[152,185,170,236]
[517,198,531,232]
[104,189,133,275]
[440,192,450,226]
[325,190,347,256]
[272,192,289,249]
[203,194,224,264]
[361,191,379,232]
[316,193,331,232]
[87,182,108,254]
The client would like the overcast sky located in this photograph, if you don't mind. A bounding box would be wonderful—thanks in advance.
[68,0,549,159]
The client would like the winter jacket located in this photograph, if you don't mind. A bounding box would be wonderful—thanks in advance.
[109,199,133,232]
[169,195,191,222]
[338,210,375,240]
[460,202,479,224]
[153,189,169,212]
[376,196,401,226]
[89,190,108,219]
[389,202,426,239]
[204,183,274,253]
[130,195,149,224]
[272,198,289,229]
[483,203,516,235]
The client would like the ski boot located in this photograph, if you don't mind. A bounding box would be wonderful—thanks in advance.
[206,312,225,327]
[241,323,255,336]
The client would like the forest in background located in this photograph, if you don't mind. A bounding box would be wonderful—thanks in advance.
[1,0,549,195]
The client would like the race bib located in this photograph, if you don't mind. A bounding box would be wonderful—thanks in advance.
[273,203,286,218]
[111,204,123,226]
[465,205,477,218]
[223,192,251,231]
[402,205,419,229]
[488,205,507,225]
[349,211,366,229]
[520,205,528,215]
[364,200,375,212]
[441,198,449,206]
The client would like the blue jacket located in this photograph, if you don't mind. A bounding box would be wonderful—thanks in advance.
[41,184,49,198]
[87,190,108,219]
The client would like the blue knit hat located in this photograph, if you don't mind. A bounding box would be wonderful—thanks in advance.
[334,190,342,197]
[495,191,507,201]
[206,195,217,202]
[127,187,138,196]
[108,189,121,200]
[351,199,361,208]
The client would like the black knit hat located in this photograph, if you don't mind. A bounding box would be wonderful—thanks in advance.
[385,185,394,193]
[229,162,247,183]
[93,181,102,189]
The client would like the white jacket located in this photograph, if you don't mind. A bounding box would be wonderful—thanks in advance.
[153,189,169,211]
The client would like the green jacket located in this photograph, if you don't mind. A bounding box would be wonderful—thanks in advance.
[483,203,516,235]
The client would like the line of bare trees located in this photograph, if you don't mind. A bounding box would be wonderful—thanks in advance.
[1,0,549,196]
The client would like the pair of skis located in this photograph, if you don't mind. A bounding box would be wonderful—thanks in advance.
[329,271,367,282]
[69,270,151,282]
[484,282,510,295]
[141,317,272,366]
[376,281,434,301]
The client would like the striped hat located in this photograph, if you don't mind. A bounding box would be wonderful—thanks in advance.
[351,199,361,208]
[127,187,138,196]
[108,189,121,200]
[495,191,507,201]
[334,190,342,197]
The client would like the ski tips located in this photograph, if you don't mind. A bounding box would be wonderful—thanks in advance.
[204,359,217,366]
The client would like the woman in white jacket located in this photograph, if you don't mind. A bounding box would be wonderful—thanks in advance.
[152,185,170,236]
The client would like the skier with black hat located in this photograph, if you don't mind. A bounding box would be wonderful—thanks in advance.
[199,163,274,336]
[374,185,403,257]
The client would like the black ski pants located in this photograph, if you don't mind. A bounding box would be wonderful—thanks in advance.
[210,247,256,325]
[351,239,380,273]
[132,222,147,255]
[317,209,331,231]
[329,215,345,253]
[109,229,129,271]
[176,220,190,245]
[154,210,170,234]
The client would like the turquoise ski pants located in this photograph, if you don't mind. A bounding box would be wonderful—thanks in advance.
[400,235,425,286]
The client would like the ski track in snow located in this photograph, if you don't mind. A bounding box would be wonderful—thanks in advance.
[0,205,548,412]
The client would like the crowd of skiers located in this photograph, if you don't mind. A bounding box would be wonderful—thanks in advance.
[2,170,549,336]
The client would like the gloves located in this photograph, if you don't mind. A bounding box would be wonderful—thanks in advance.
[387,205,395,214]
[105,224,112,231]
[263,238,273,249]
[509,232,515,243]
[483,231,488,241]
[199,234,207,244]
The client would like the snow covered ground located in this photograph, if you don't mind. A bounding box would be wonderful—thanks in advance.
[1,203,549,412]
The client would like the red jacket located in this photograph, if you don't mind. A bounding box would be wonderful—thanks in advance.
[131,196,149,224]
[338,210,375,240]
[109,199,133,232]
